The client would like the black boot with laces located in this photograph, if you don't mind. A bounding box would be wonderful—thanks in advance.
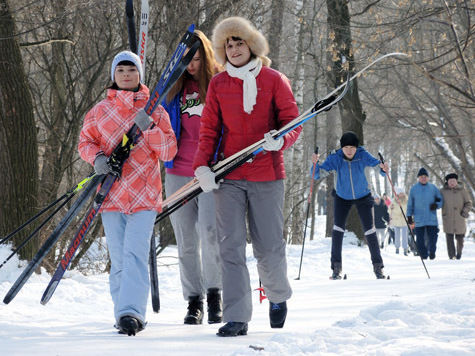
[184,296,203,325]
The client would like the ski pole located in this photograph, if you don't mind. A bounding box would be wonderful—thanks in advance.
[0,174,95,245]
[0,191,77,269]
[378,153,430,279]
[296,146,319,280]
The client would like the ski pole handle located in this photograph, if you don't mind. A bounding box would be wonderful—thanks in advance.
[378,152,384,163]
[315,146,319,155]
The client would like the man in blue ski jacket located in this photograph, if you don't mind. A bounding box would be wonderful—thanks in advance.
[406,168,443,260]
[311,131,389,279]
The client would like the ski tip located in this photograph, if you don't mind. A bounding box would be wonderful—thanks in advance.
[3,295,12,305]
[40,280,59,305]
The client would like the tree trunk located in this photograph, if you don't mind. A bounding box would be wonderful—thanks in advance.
[327,0,366,241]
[0,0,39,261]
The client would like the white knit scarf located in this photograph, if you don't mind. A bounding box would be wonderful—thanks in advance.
[225,58,262,114]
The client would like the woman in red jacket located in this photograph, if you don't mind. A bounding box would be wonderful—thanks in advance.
[192,17,301,337]
[78,51,177,336]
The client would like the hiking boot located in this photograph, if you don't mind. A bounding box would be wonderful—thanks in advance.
[429,253,436,260]
[456,253,461,260]
[396,248,399,254]
[184,296,203,325]
[207,288,222,324]
[373,263,386,279]
[216,322,248,337]
[269,301,287,328]
[404,249,408,256]
[118,316,144,336]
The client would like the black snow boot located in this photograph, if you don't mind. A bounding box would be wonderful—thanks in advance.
[118,316,144,336]
[184,295,203,325]
[269,301,287,328]
[330,262,342,280]
[207,288,222,324]
[373,263,386,279]
[216,321,248,337]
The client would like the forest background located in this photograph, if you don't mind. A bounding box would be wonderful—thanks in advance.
[0,0,473,273]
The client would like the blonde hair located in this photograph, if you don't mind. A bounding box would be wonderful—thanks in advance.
[166,30,220,104]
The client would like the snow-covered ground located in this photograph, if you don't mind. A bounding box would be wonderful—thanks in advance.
[1,216,474,356]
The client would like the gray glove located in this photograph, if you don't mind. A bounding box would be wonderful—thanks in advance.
[94,154,112,176]
[262,130,284,151]
[134,109,153,131]
[195,166,220,192]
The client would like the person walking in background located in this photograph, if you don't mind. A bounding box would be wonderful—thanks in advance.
[406,168,443,260]
[311,131,389,280]
[78,51,177,335]
[192,17,301,336]
[390,187,409,255]
[374,195,390,248]
[163,30,223,326]
[440,173,472,260]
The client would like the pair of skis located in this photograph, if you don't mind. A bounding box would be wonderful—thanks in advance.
[3,22,199,306]
[154,74,351,225]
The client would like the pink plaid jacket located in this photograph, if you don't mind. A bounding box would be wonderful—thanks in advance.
[78,85,177,214]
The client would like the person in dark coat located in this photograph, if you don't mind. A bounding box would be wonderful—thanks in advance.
[374,195,390,248]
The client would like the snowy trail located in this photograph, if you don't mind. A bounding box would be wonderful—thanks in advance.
[1,217,474,355]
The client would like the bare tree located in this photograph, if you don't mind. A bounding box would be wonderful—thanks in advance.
[0,0,40,260]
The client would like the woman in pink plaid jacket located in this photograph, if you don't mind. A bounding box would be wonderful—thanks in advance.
[78,51,177,335]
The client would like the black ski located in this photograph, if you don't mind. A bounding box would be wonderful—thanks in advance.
[3,175,102,304]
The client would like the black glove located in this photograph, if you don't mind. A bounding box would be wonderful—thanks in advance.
[407,216,414,225]
[312,95,337,113]
[430,203,437,211]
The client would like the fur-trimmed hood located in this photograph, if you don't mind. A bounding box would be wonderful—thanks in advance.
[212,17,271,67]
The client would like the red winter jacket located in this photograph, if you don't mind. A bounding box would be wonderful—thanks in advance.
[78,85,177,214]
[192,66,301,181]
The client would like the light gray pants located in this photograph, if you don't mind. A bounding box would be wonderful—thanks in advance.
[214,179,292,323]
[165,174,222,300]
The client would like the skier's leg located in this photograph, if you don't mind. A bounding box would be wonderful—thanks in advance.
[214,180,252,323]
[331,195,352,273]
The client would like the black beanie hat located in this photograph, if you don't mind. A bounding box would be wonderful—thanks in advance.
[417,167,429,177]
[340,131,359,148]
[445,173,458,181]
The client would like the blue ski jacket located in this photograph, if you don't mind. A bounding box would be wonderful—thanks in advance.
[407,182,443,227]
[162,94,181,169]
[311,147,384,200]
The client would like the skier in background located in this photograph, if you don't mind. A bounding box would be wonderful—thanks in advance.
[78,51,177,335]
[440,173,472,260]
[311,131,389,280]
[390,187,410,255]
[406,168,443,260]
[373,194,390,248]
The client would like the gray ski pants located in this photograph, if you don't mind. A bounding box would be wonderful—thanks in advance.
[214,179,292,323]
[165,174,222,300]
